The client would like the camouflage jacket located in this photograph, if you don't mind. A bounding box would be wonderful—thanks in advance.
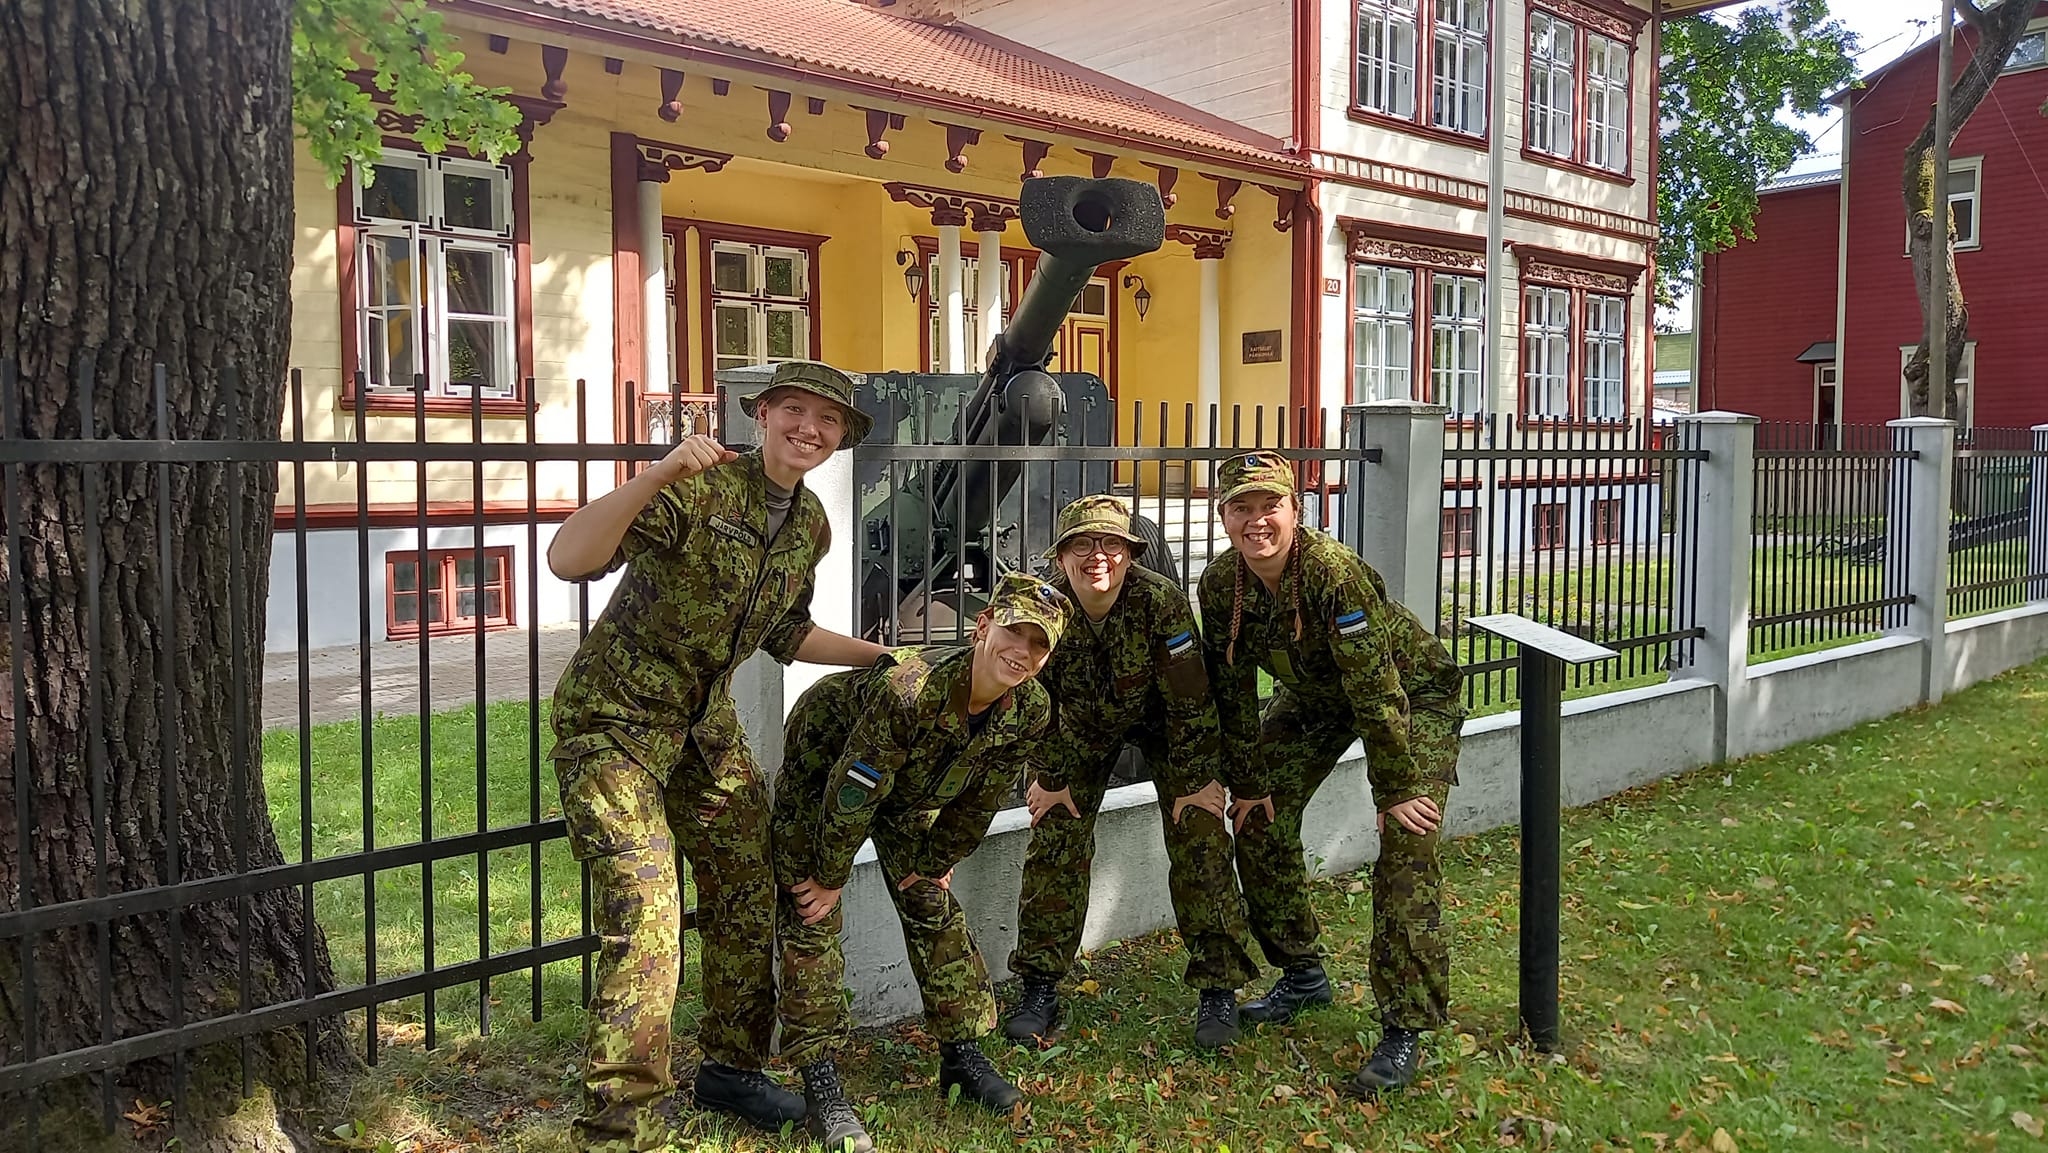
[549,450,828,780]
[773,645,1052,891]
[1197,526,1464,808]
[1033,564,1223,797]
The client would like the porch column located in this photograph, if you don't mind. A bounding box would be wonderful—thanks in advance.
[637,164,670,398]
[1195,236,1228,483]
[935,207,968,374]
[972,207,1008,364]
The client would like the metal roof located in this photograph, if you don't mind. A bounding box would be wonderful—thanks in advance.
[1760,168,1842,195]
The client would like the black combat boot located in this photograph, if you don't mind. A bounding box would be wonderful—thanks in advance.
[799,1060,874,1152]
[694,1059,805,1130]
[1192,987,1241,1050]
[1239,962,1334,1025]
[938,1039,1022,1112]
[1002,976,1061,1042]
[1344,1026,1424,1096]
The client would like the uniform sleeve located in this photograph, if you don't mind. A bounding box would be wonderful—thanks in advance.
[810,694,910,890]
[1198,565,1268,797]
[907,756,1021,880]
[1154,588,1225,798]
[602,475,694,576]
[760,563,818,664]
[1324,576,1422,809]
[1027,708,1087,794]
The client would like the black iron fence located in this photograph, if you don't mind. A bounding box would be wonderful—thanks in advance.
[1439,416,1708,710]
[0,363,690,1148]
[1950,426,2046,619]
[1747,422,1915,658]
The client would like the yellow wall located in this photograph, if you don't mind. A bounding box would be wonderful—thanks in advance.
[1219,221,1295,440]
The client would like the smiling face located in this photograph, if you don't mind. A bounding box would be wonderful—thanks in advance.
[974,613,1053,691]
[1055,533,1133,599]
[1220,490,1297,566]
[754,387,848,481]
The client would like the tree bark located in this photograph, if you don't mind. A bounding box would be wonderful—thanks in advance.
[1901,0,2037,418]
[0,0,346,1141]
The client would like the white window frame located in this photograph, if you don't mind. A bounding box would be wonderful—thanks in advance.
[710,241,813,374]
[1527,10,1577,158]
[1898,342,1976,430]
[1584,32,1630,173]
[1522,285,1574,418]
[2004,20,2048,72]
[1430,273,1485,415]
[1431,0,1490,136]
[1582,293,1628,420]
[351,148,517,397]
[1352,264,1416,403]
[1905,156,1984,255]
[1356,0,1421,120]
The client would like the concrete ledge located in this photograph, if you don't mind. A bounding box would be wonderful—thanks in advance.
[1946,602,2048,696]
[1734,635,1923,760]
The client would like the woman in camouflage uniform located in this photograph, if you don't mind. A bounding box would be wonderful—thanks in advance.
[772,570,1070,1153]
[545,361,888,1152]
[1001,494,1258,1051]
[1198,452,1466,1097]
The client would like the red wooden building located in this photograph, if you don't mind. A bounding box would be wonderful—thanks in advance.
[1698,6,2048,434]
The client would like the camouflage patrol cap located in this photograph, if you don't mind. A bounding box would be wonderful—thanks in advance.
[985,570,1071,650]
[1045,493,1148,558]
[1215,451,1296,506]
[739,360,875,448]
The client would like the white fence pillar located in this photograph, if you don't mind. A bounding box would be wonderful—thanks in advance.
[1673,412,1757,763]
[1889,417,1956,703]
[1340,400,1448,630]
[2031,423,2048,603]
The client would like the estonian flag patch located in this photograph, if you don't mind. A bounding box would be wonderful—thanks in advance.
[1165,629,1197,658]
[1334,609,1370,638]
[845,760,883,789]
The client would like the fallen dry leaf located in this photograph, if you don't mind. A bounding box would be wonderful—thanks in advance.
[2014,1111,2045,1139]
[1710,1128,1739,1153]
[1929,997,1966,1016]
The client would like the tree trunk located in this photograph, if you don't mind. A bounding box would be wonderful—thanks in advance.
[1901,0,2038,419]
[0,0,347,1142]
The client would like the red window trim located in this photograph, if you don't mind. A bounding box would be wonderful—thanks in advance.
[1513,250,1638,427]
[1440,506,1478,557]
[1531,501,1569,550]
[1344,251,1488,412]
[1348,0,1497,147]
[1523,3,1638,183]
[913,237,1035,372]
[679,220,827,392]
[1590,497,1623,546]
[336,141,537,417]
[386,545,516,639]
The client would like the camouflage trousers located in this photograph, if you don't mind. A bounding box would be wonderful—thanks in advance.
[554,742,777,1153]
[778,842,997,1067]
[1236,696,1462,1031]
[1010,745,1258,991]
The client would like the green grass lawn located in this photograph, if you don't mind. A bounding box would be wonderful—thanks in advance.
[301,655,2048,1153]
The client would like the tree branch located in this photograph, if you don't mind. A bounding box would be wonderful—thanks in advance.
[1956,0,1988,34]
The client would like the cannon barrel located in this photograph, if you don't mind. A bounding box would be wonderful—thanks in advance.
[934,176,1164,519]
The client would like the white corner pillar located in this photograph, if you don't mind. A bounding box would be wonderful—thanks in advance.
[1340,401,1449,630]
[1197,242,1225,481]
[2030,424,2048,603]
[936,210,967,374]
[1673,412,1758,762]
[637,167,670,396]
[1888,417,1957,704]
[972,208,1008,362]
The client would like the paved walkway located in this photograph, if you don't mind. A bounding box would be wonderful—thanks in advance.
[260,624,583,731]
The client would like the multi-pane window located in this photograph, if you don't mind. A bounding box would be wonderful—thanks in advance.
[1440,507,1478,557]
[2006,26,2046,71]
[353,149,517,396]
[388,547,513,638]
[1355,0,1488,137]
[1430,274,1485,415]
[1527,8,1633,175]
[711,241,811,374]
[1522,286,1573,418]
[1591,498,1623,546]
[1582,294,1628,420]
[1532,503,1568,550]
[1352,264,1416,402]
[926,253,1016,372]
[1907,158,1984,253]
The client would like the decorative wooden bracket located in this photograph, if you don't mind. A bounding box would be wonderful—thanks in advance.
[636,138,735,183]
[766,90,793,142]
[940,123,981,173]
[1147,163,1179,209]
[1011,137,1052,181]
[488,34,510,54]
[349,68,561,153]
[604,57,624,75]
[711,78,731,96]
[541,45,569,101]
[1166,224,1232,260]
[658,69,685,122]
[1260,185,1298,232]
[884,182,1020,231]
[1212,176,1241,220]
[808,97,826,115]
[1080,150,1117,179]
[861,108,898,159]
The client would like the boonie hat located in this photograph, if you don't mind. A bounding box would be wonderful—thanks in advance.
[738,360,875,448]
[1215,451,1296,505]
[1045,493,1148,559]
[984,570,1072,650]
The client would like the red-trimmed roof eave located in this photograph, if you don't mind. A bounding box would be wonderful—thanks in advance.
[452,0,1311,181]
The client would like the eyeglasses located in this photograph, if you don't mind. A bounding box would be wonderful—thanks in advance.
[1059,534,1130,559]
